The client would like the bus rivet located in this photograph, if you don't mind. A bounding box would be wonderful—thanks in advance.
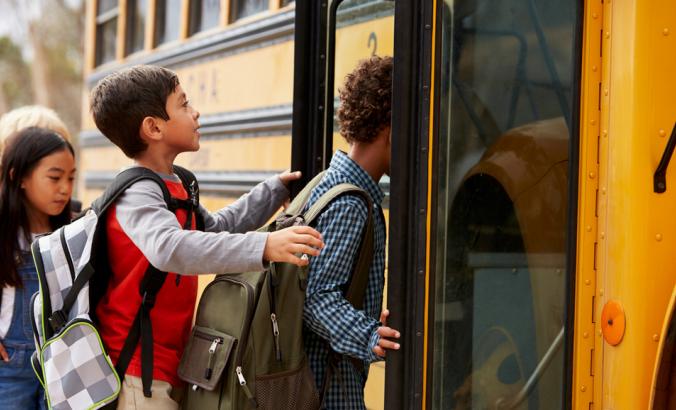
[592,65,598,72]
[416,331,422,337]
[418,270,424,276]
[603,130,608,137]
[590,119,597,125]
[653,334,660,342]
[600,232,605,239]
[663,28,670,36]
[583,332,589,338]
[656,233,663,241]
[425,24,431,30]
[586,225,592,232]
[592,12,598,19]
[604,88,609,96]
[598,329,603,336]
[580,385,587,392]
[585,279,591,285]
[599,289,604,296]
[659,129,666,137]
[605,31,610,39]
[589,172,595,179]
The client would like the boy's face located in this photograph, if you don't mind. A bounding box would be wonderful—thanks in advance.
[161,84,201,153]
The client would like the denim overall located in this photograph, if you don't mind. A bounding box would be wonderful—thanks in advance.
[0,251,46,410]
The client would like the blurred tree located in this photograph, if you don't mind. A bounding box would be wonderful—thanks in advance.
[0,36,32,113]
[0,0,84,138]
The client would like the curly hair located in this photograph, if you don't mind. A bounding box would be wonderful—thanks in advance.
[337,55,393,144]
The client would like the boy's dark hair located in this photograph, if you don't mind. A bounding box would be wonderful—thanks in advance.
[337,55,393,144]
[90,65,179,158]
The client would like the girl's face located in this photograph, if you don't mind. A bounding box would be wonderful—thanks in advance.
[21,149,76,219]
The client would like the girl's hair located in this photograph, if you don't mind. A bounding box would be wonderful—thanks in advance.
[0,127,74,288]
[0,106,71,151]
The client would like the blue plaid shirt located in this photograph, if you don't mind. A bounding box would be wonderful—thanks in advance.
[303,151,386,409]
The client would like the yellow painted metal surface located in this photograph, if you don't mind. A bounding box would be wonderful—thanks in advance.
[173,43,295,114]
[572,1,603,408]
[334,16,394,94]
[595,0,676,408]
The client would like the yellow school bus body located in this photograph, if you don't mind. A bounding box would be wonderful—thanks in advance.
[81,1,676,408]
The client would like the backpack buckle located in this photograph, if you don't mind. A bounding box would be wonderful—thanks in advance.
[48,310,67,333]
[189,181,198,207]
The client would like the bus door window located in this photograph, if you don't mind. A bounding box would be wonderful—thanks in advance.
[430,0,579,408]
[331,0,395,156]
[154,0,182,46]
[95,0,119,66]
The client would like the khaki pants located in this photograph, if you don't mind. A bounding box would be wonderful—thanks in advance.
[117,375,184,410]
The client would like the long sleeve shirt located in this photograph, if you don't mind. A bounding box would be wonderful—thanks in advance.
[97,167,288,386]
[302,151,386,409]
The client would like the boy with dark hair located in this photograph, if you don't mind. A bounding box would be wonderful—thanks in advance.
[303,56,400,409]
[90,65,324,409]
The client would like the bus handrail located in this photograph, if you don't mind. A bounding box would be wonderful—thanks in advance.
[495,326,565,409]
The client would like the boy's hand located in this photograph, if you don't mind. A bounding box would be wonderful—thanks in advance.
[278,170,302,187]
[264,226,324,266]
[373,309,400,357]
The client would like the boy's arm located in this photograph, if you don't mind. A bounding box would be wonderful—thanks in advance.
[199,175,289,233]
[302,196,382,363]
[115,179,269,274]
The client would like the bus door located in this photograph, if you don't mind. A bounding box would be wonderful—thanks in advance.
[290,0,395,407]
[386,0,583,409]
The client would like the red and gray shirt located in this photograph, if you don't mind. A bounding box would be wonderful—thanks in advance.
[95,168,288,387]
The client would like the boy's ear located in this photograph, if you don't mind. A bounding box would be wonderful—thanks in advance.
[139,116,164,143]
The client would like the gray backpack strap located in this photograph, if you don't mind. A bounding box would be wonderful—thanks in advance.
[284,171,327,216]
[310,184,375,406]
[303,182,374,307]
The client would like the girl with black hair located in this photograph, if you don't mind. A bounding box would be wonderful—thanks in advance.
[0,127,75,409]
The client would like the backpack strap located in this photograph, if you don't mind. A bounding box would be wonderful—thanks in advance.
[304,184,375,406]
[284,171,327,217]
[172,165,205,232]
[92,166,198,398]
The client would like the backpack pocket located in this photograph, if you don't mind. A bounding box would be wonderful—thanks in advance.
[40,318,120,410]
[254,360,320,410]
[178,326,236,391]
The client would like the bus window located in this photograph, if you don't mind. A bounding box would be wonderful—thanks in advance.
[231,0,268,22]
[281,0,295,6]
[95,0,119,66]
[125,0,147,55]
[430,0,579,408]
[189,0,221,35]
[154,0,181,46]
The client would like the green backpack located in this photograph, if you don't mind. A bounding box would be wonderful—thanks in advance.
[178,172,374,410]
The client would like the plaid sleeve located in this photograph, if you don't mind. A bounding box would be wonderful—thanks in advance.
[303,196,381,362]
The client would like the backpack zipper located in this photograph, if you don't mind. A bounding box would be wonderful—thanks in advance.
[204,337,222,380]
[267,268,282,361]
[200,276,258,407]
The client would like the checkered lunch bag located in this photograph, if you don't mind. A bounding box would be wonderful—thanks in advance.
[30,166,202,410]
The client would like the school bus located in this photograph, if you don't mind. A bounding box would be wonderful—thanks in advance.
[82,0,675,408]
